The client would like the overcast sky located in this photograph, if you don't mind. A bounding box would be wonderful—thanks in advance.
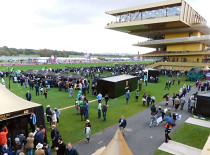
[0,0,209,54]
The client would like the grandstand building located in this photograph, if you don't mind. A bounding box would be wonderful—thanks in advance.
[105,0,210,70]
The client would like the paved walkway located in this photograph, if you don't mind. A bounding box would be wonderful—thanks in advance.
[185,117,210,128]
[158,140,201,155]
[73,87,198,155]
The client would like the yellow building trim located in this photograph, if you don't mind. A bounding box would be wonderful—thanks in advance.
[167,43,203,51]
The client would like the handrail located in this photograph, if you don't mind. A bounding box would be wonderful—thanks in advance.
[136,35,210,45]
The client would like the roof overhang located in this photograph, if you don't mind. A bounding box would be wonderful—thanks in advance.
[141,51,210,57]
[130,24,210,39]
[105,16,186,33]
[105,0,182,16]
[134,35,210,48]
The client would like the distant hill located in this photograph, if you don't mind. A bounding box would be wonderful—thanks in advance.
[0,46,134,58]
[0,46,84,57]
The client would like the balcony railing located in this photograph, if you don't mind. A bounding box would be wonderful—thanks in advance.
[135,35,210,45]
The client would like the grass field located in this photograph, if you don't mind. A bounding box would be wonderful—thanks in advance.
[0,62,196,150]
[0,61,152,71]
[171,123,210,149]
[2,75,194,145]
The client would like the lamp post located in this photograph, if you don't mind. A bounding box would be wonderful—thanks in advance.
[8,66,11,90]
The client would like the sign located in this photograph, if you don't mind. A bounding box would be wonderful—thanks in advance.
[0,108,34,121]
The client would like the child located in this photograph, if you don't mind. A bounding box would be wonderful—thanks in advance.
[135,90,139,101]
[172,112,176,126]
[40,86,43,95]
[75,100,79,114]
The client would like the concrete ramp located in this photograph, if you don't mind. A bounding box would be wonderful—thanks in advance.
[158,140,201,155]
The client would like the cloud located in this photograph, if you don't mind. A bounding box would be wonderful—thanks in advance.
[0,0,208,54]
[34,0,163,26]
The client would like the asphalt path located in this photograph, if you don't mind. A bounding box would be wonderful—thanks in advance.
[73,87,197,155]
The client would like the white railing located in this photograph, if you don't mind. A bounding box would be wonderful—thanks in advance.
[136,35,210,45]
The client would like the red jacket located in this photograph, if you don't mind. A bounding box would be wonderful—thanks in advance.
[0,128,8,145]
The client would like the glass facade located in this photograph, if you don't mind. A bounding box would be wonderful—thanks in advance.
[115,5,182,23]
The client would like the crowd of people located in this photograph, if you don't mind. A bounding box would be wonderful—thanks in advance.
[1,65,209,155]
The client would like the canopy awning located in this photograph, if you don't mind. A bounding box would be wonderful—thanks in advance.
[0,83,41,120]
[100,129,133,155]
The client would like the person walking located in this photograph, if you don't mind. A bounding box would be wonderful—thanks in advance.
[44,88,48,99]
[69,87,74,98]
[26,91,32,101]
[35,84,39,96]
[52,111,57,126]
[104,93,109,105]
[165,81,169,90]
[85,101,89,120]
[40,86,43,95]
[156,106,162,125]
[46,105,53,126]
[75,100,79,114]
[165,94,169,106]
[172,112,177,126]
[25,132,34,155]
[80,103,87,121]
[165,123,172,143]
[119,115,127,136]
[0,126,8,150]
[55,108,61,125]
[97,92,102,103]
[57,137,66,155]
[35,143,45,155]
[125,90,130,104]
[84,120,91,143]
[178,78,181,85]
[102,103,107,122]
[30,113,36,132]
[187,84,191,93]
[43,143,51,155]
[139,81,142,91]
[149,111,156,127]
[98,102,102,119]
[147,95,151,106]
[172,78,175,85]
[180,95,186,110]
[165,108,172,117]
[135,90,139,101]
[51,125,57,149]
[65,143,79,155]
[174,96,180,112]
[151,96,155,104]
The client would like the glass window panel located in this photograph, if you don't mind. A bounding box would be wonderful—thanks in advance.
[131,13,137,21]
[145,11,149,19]
[149,10,153,18]
[138,12,142,20]
[163,8,167,17]
[142,12,146,20]
[116,15,121,22]
[176,6,181,15]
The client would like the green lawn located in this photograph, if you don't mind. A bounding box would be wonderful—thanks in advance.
[2,74,194,146]
[0,62,196,148]
[171,123,210,149]
[153,149,173,155]
[0,61,152,71]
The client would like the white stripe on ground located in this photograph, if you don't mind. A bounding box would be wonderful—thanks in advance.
[158,140,201,155]
[58,99,99,111]
[185,117,210,128]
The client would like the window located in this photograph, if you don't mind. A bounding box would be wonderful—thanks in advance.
[142,12,146,20]
[176,6,181,15]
